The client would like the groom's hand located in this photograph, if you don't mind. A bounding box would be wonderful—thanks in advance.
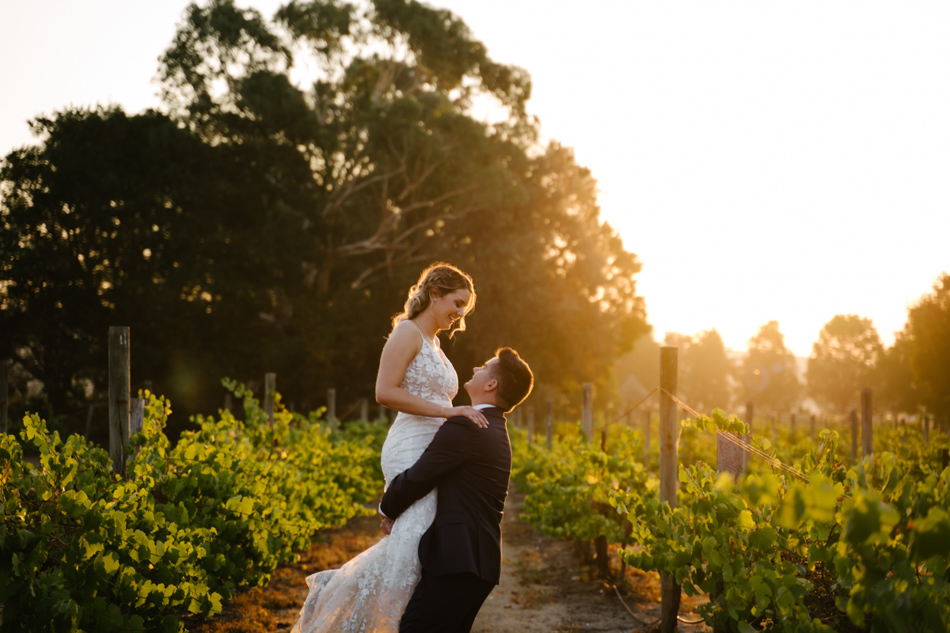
[379,515,394,536]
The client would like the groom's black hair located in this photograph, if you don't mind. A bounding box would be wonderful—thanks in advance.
[491,347,533,412]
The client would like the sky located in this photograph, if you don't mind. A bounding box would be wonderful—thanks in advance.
[2,1,948,358]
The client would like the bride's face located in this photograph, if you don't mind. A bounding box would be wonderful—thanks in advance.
[429,289,472,330]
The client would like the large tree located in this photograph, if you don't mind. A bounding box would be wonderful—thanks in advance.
[686,329,733,413]
[0,108,272,422]
[807,314,882,414]
[157,0,648,392]
[875,331,918,416]
[0,0,647,433]
[739,321,801,413]
[905,272,950,420]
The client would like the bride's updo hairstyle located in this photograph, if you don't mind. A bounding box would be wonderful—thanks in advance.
[392,262,476,337]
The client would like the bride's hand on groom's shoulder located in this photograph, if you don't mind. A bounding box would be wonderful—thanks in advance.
[445,406,489,429]
[379,515,394,536]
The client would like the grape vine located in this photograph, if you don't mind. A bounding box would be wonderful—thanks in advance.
[513,410,950,631]
[0,381,384,632]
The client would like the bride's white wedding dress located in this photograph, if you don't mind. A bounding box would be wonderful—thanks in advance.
[291,328,458,633]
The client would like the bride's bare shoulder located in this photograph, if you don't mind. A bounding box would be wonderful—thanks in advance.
[378,321,424,379]
[385,320,423,349]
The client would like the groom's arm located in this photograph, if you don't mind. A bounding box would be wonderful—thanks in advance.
[379,418,474,520]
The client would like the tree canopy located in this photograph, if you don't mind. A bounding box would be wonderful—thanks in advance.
[875,331,918,416]
[662,329,733,414]
[0,0,648,434]
[807,314,882,415]
[904,272,950,420]
[739,321,801,413]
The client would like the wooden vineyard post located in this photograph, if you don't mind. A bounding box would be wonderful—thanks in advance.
[659,348,679,505]
[717,431,744,480]
[84,405,95,439]
[224,393,233,414]
[644,409,652,465]
[923,415,930,443]
[659,346,681,632]
[810,414,816,441]
[545,399,554,450]
[0,359,8,435]
[861,388,873,458]
[264,373,276,425]
[378,403,388,424]
[790,413,797,443]
[527,406,535,444]
[131,399,145,436]
[359,398,369,422]
[717,406,743,479]
[743,401,754,472]
[582,383,593,442]
[595,533,609,578]
[643,410,652,465]
[109,327,131,475]
[327,388,337,430]
[850,409,858,461]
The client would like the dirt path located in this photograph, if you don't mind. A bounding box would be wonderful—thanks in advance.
[471,491,710,633]
[188,491,710,633]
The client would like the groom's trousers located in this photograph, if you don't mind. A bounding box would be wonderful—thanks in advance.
[399,569,495,633]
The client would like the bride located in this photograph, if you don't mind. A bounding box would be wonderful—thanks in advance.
[292,262,487,633]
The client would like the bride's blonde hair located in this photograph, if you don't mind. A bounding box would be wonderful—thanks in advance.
[392,262,475,337]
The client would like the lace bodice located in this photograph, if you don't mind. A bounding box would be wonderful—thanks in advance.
[399,329,458,409]
[292,324,459,633]
[381,327,457,482]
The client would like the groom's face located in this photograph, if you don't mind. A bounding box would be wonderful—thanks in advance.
[464,357,499,396]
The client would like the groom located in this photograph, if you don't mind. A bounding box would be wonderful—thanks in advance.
[379,347,534,633]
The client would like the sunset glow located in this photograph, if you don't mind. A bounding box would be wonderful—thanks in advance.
[2,0,948,357]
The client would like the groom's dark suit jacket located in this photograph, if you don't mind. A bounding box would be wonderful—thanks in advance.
[379,406,510,584]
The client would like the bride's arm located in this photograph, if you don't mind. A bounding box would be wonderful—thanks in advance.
[375,321,443,418]
[375,321,487,427]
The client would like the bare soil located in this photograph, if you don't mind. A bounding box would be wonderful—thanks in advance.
[187,491,711,633]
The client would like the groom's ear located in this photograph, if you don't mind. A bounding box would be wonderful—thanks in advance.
[484,378,498,393]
